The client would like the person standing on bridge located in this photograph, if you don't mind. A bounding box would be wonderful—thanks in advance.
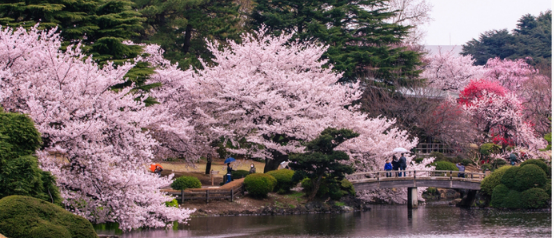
[456,163,465,178]
[392,155,399,177]
[399,153,407,177]
[384,160,392,177]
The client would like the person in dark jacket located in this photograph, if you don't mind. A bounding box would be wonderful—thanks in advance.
[509,153,518,166]
[205,153,212,174]
[224,163,233,184]
[384,160,393,177]
[399,153,407,177]
[391,155,399,177]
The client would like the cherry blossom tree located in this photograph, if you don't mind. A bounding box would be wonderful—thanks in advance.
[0,26,194,231]
[421,48,484,92]
[483,57,536,92]
[460,83,546,152]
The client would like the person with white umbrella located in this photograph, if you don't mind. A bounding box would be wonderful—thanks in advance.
[392,148,409,177]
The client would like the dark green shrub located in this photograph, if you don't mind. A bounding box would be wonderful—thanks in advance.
[521,188,550,209]
[544,181,551,198]
[461,159,472,166]
[520,159,548,175]
[231,170,250,179]
[414,158,424,164]
[244,173,277,198]
[0,195,97,238]
[433,161,458,171]
[340,179,356,196]
[491,184,509,207]
[301,178,329,198]
[492,159,507,168]
[481,165,511,196]
[503,190,522,209]
[266,169,295,194]
[500,166,520,190]
[426,187,437,195]
[514,164,547,191]
[481,164,492,172]
[171,176,202,191]
[480,143,501,156]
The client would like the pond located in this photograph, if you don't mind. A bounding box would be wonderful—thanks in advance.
[96,203,551,237]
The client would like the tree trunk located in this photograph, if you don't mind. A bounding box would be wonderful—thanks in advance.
[308,175,323,201]
[182,24,193,55]
[263,152,288,173]
[205,162,212,174]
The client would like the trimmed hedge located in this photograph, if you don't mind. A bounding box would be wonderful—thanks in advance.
[480,165,511,196]
[171,176,202,191]
[0,195,97,238]
[244,173,277,198]
[503,190,522,209]
[231,170,250,179]
[500,166,520,190]
[521,188,550,209]
[520,159,548,175]
[491,184,509,208]
[514,164,547,191]
[433,161,458,171]
[480,143,501,156]
[266,169,295,194]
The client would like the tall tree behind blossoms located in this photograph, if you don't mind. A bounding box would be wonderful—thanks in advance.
[0,26,194,231]
[459,80,546,153]
[149,27,421,174]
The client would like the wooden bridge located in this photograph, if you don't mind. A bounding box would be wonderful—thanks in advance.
[346,170,486,209]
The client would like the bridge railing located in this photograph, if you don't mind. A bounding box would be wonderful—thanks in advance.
[346,170,486,182]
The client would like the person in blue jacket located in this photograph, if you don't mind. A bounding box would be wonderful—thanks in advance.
[391,155,399,177]
[384,160,393,177]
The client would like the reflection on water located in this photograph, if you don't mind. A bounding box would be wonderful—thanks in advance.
[96,204,551,237]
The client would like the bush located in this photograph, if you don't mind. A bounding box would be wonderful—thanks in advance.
[481,164,492,172]
[480,165,512,196]
[520,159,548,175]
[340,179,356,196]
[231,170,250,179]
[301,178,328,197]
[514,164,547,191]
[426,187,437,195]
[266,169,295,194]
[491,184,509,207]
[301,177,353,200]
[414,158,424,164]
[164,199,178,207]
[492,159,507,168]
[544,181,551,198]
[480,143,501,156]
[244,173,277,198]
[433,161,458,171]
[521,188,550,209]
[461,159,472,166]
[171,176,202,191]
[500,166,520,190]
[0,195,97,238]
[503,190,522,209]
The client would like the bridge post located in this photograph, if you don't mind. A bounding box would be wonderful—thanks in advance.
[407,187,418,209]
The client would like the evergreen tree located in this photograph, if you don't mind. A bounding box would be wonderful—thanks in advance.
[132,0,241,69]
[462,11,551,67]
[251,0,422,84]
[0,109,61,204]
[289,128,358,201]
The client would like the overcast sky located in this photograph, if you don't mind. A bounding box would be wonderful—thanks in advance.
[421,0,552,45]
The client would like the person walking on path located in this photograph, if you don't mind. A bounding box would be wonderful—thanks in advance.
[399,153,407,177]
[205,153,212,174]
[224,163,233,184]
[391,155,399,177]
[456,163,465,178]
[249,163,256,174]
[509,152,518,166]
[384,160,392,177]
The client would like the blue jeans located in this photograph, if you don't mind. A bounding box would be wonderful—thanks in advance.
[399,167,406,177]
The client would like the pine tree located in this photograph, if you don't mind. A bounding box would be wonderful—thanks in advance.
[251,0,422,84]
[132,0,241,69]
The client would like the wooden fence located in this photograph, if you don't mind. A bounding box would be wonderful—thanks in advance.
[161,178,245,204]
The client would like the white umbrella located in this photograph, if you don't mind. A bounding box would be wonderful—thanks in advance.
[392,147,409,153]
